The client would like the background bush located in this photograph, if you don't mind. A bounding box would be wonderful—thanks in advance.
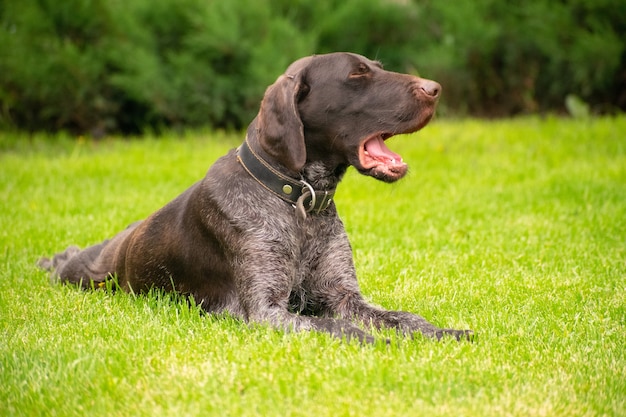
[1,0,624,135]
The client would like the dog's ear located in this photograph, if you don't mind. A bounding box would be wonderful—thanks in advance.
[258,71,308,174]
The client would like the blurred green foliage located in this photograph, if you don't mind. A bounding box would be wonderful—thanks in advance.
[1,0,624,135]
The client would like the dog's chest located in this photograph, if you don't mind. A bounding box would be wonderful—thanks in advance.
[287,215,346,302]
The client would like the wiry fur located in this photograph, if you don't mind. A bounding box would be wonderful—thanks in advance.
[39,53,472,343]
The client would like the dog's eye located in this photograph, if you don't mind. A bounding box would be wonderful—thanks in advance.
[349,63,370,78]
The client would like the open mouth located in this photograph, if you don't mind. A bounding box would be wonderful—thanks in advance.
[357,133,408,182]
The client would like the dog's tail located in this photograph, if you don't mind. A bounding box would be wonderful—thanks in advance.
[38,243,110,290]
[38,245,80,273]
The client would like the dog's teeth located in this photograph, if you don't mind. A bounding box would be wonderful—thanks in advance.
[364,150,369,155]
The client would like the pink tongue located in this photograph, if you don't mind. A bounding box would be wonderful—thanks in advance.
[365,136,402,161]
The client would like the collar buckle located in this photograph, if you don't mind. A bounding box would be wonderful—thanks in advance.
[299,180,333,214]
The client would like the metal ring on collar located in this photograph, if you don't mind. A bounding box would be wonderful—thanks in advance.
[300,180,316,212]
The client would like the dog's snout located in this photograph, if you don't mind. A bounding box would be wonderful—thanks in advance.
[419,80,441,98]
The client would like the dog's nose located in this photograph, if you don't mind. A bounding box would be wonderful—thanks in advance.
[420,80,441,98]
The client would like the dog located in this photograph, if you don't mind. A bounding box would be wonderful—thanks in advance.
[39,52,472,343]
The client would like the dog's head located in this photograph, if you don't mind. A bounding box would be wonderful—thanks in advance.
[257,52,440,183]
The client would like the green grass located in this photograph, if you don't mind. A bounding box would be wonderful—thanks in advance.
[1,117,625,416]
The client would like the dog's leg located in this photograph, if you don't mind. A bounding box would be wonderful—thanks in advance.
[322,287,473,341]
[316,281,472,341]
[38,221,141,289]
[349,302,473,341]
[38,242,111,289]
[241,285,378,343]
[233,249,377,343]
[248,308,377,343]
[308,232,473,341]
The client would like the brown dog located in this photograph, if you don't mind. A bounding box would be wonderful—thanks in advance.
[40,53,472,343]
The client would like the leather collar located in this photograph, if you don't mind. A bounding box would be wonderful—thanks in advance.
[236,138,335,216]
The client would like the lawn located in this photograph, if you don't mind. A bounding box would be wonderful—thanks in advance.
[1,117,625,416]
